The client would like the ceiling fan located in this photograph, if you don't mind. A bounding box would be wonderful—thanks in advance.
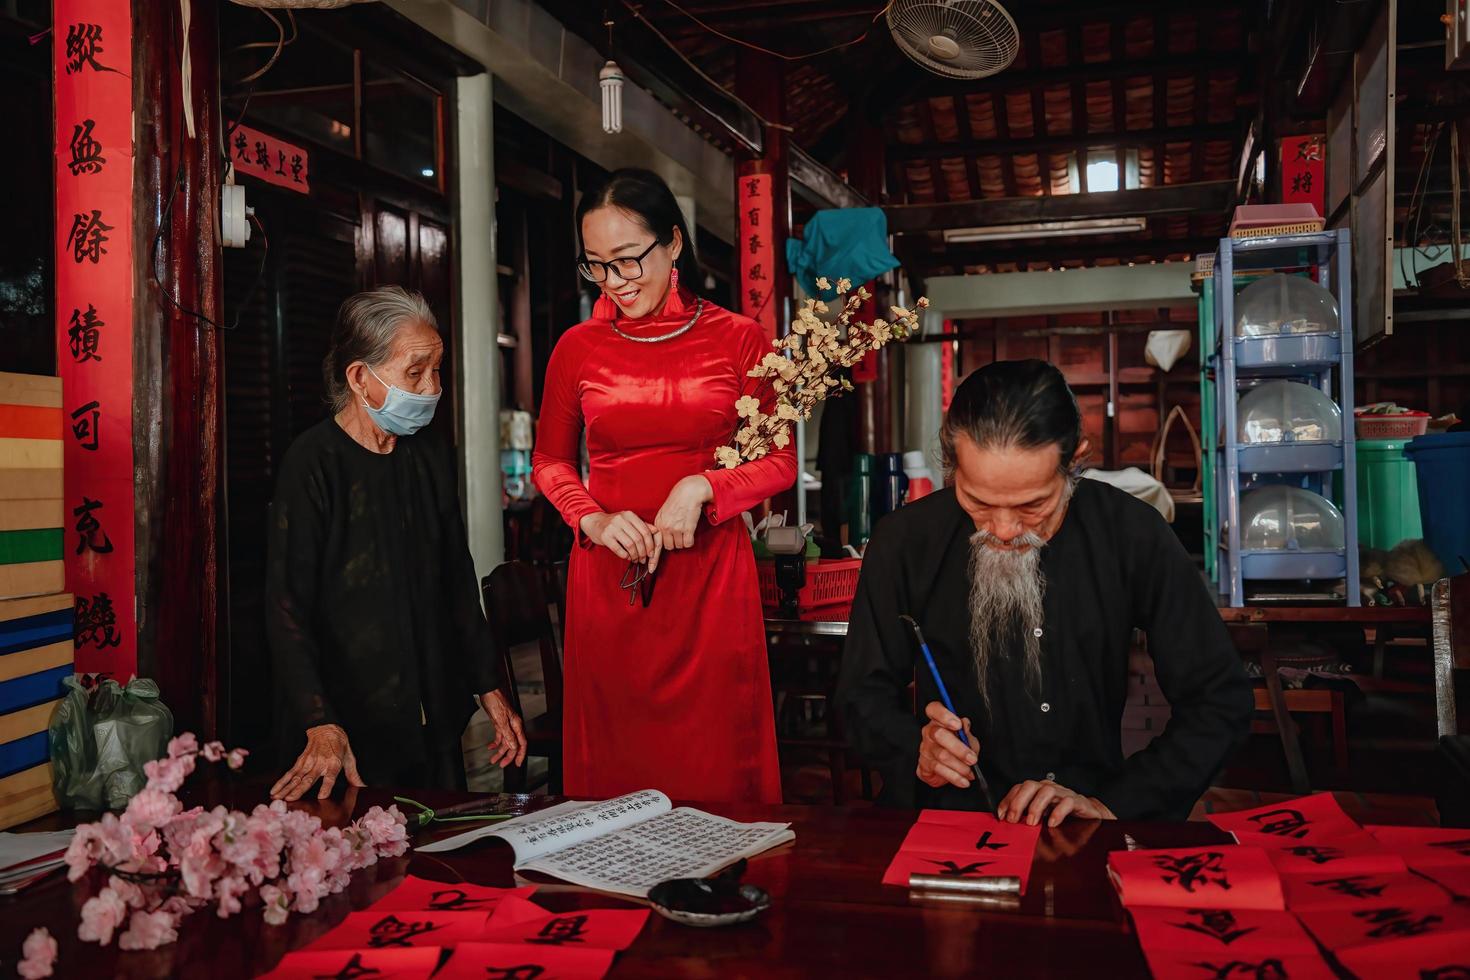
[886,0,1020,80]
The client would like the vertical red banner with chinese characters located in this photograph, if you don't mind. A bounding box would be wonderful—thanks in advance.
[1281,135,1326,217]
[54,1,136,677]
[738,172,777,339]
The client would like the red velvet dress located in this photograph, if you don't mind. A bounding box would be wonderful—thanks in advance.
[532,288,793,804]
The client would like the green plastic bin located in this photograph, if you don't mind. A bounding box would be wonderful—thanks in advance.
[1355,438,1423,549]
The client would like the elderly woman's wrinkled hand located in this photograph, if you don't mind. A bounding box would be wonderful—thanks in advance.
[270,723,365,802]
[481,689,527,769]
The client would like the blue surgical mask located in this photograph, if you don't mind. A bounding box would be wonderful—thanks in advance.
[363,364,440,436]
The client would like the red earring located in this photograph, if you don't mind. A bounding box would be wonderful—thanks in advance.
[670,268,679,289]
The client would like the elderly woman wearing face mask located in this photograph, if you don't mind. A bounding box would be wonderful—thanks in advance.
[265,286,526,801]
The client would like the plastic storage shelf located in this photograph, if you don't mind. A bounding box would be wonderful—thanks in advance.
[1211,228,1360,607]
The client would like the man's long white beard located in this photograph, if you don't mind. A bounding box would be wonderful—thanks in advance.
[967,530,1048,712]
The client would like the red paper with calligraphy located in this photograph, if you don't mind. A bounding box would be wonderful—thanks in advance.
[1206,791,1362,845]
[1297,899,1470,954]
[1281,870,1451,912]
[372,875,538,913]
[1107,846,1285,910]
[738,172,777,339]
[307,910,490,950]
[1231,830,1407,875]
[1366,825,1470,870]
[478,895,649,950]
[54,0,136,676]
[436,942,615,980]
[260,947,442,980]
[1128,906,1318,956]
[1141,949,1337,980]
[1281,135,1326,218]
[229,123,311,194]
[880,811,1041,891]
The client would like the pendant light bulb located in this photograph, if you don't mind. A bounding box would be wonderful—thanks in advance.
[600,60,625,134]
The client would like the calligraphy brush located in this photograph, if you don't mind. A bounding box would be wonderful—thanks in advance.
[899,614,994,810]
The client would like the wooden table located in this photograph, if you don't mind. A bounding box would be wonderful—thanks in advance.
[0,780,1228,978]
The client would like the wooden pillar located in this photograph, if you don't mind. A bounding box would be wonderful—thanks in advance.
[848,118,889,454]
[132,0,223,738]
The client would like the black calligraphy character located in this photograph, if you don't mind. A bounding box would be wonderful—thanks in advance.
[70,401,100,451]
[311,952,383,980]
[747,287,763,308]
[74,593,121,650]
[234,131,250,163]
[926,859,994,877]
[974,832,1008,851]
[1154,852,1232,894]
[67,305,104,363]
[276,150,288,177]
[748,262,768,282]
[68,120,106,176]
[1245,808,1310,838]
[1292,172,1314,195]
[744,178,760,197]
[427,888,491,911]
[65,24,117,75]
[365,914,442,948]
[291,154,305,183]
[1170,910,1258,946]
[72,497,113,556]
[748,234,763,255]
[747,207,761,227]
[1295,139,1323,163]
[526,914,589,946]
[1354,906,1443,939]
[66,210,114,264]
[1309,875,1386,900]
[1428,837,1470,858]
[1283,845,1343,865]
[254,141,271,169]
[484,968,546,980]
[1189,960,1288,980]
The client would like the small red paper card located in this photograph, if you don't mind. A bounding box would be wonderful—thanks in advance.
[373,875,539,913]
[1231,831,1407,875]
[1129,906,1318,955]
[1141,949,1336,980]
[1297,899,1470,953]
[882,811,1041,891]
[434,942,615,980]
[260,947,442,980]
[307,910,489,950]
[1282,870,1451,912]
[479,896,649,950]
[1207,792,1362,844]
[1338,931,1470,980]
[1108,846,1285,910]
[1366,825,1470,869]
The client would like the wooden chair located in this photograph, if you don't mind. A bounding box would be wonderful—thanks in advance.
[482,561,564,793]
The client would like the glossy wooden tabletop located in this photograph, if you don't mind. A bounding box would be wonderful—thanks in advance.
[0,778,1232,978]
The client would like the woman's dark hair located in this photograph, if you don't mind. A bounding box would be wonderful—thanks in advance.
[575,168,700,290]
[939,359,1082,476]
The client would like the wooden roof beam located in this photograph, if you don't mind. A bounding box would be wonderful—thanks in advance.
[889,122,1239,161]
[883,179,1234,234]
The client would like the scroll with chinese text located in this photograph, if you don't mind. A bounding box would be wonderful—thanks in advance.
[372,875,538,913]
[1281,870,1451,912]
[53,0,136,676]
[738,173,777,339]
[880,811,1040,891]
[260,947,442,980]
[1281,135,1326,218]
[1366,825,1470,871]
[229,123,310,195]
[1107,846,1285,910]
[1206,792,1362,845]
[478,895,648,950]
[435,942,614,980]
[1297,899,1470,957]
[307,910,490,951]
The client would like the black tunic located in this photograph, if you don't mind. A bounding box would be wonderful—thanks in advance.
[837,479,1252,820]
[265,419,503,786]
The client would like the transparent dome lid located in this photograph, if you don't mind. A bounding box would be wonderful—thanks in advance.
[1235,274,1341,338]
[1238,381,1343,444]
[1241,486,1345,552]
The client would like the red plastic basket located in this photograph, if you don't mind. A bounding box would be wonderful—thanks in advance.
[757,558,862,620]
[1355,414,1429,440]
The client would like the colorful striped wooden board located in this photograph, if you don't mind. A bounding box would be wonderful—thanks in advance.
[0,591,69,829]
[0,374,62,601]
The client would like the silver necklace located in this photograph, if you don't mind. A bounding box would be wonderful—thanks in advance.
[611,297,703,343]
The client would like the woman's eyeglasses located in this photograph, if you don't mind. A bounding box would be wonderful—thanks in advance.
[577,240,661,283]
[619,560,657,608]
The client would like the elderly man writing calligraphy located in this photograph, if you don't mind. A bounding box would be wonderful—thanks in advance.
[266,286,525,801]
[838,360,1251,824]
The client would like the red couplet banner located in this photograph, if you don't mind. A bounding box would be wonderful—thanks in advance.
[230,123,311,194]
[1281,135,1326,218]
[53,0,136,677]
[737,172,777,339]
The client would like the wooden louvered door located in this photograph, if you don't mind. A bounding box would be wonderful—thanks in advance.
[221,198,360,762]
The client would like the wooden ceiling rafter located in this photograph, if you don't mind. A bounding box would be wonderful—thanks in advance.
[1069,21,1089,194]
[992,91,1020,198]
[1025,29,1052,197]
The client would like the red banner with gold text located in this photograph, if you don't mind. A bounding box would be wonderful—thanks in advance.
[53,0,136,677]
[737,172,777,339]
